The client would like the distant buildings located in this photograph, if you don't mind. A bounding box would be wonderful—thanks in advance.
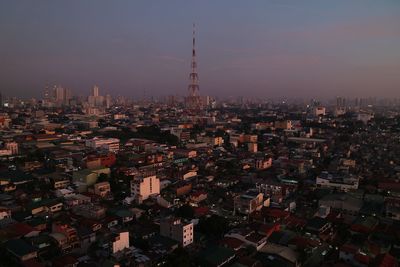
[85,137,120,152]
[0,90,399,266]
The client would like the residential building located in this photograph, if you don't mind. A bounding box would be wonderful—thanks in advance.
[234,190,267,215]
[130,175,160,203]
[160,217,194,247]
[85,138,120,152]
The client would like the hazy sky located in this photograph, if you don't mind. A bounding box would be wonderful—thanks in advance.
[1,0,400,99]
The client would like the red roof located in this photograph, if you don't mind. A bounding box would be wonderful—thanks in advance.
[8,222,35,237]
[372,253,398,267]
[22,259,45,267]
[263,208,290,219]
[354,253,371,265]
[53,255,78,267]
[194,206,210,217]
[258,223,280,237]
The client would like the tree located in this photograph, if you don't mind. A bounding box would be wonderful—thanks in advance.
[197,215,229,238]
[175,204,194,219]
[163,247,191,267]
[97,173,108,182]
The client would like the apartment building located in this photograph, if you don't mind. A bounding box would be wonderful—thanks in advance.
[160,217,194,247]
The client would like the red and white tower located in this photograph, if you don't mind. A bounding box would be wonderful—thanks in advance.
[185,24,202,110]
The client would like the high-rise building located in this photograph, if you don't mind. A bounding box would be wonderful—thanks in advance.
[105,94,112,108]
[55,86,64,102]
[53,85,72,105]
[92,85,99,97]
[88,85,107,108]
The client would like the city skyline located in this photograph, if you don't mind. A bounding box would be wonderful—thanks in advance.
[1,0,400,99]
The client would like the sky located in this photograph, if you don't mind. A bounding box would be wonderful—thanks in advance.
[1,0,400,99]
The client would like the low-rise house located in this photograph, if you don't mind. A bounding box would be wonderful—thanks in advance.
[29,234,54,258]
[350,216,379,234]
[77,227,96,251]
[175,182,192,196]
[26,199,63,215]
[85,137,120,152]
[319,193,363,218]
[256,243,299,267]
[234,190,268,215]
[55,188,75,198]
[157,194,179,209]
[225,228,267,251]
[93,181,111,198]
[6,222,40,238]
[109,208,134,224]
[304,217,332,240]
[102,216,119,229]
[64,194,91,209]
[50,222,79,251]
[0,206,11,220]
[190,191,207,203]
[72,167,110,186]
[52,177,70,190]
[316,171,359,191]
[72,204,106,219]
[5,239,38,262]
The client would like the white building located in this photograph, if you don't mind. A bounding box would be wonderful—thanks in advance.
[160,217,194,247]
[314,106,326,116]
[130,175,160,204]
[85,137,120,152]
[316,171,359,191]
[112,231,129,254]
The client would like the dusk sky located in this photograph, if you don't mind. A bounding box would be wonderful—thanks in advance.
[1,0,400,99]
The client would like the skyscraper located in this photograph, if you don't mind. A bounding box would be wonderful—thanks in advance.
[92,85,99,97]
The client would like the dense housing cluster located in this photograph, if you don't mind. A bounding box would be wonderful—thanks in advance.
[0,94,399,267]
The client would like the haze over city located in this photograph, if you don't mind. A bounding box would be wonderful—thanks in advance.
[2,1,400,267]
[1,0,400,99]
